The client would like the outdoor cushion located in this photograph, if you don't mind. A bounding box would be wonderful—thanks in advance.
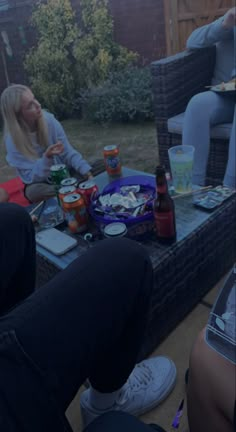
[0,177,30,207]
[168,112,232,140]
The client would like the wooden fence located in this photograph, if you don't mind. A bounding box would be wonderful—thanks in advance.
[164,0,234,55]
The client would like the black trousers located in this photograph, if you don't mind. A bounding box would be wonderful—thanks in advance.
[0,203,156,432]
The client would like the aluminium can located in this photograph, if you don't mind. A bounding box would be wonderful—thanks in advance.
[103,222,127,238]
[103,145,122,177]
[60,177,78,188]
[50,164,69,186]
[58,185,76,207]
[63,193,88,233]
[77,180,98,207]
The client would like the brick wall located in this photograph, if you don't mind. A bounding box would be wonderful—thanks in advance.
[0,0,37,94]
[110,0,166,65]
[0,0,166,95]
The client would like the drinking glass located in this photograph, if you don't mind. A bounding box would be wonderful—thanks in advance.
[168,145,195,194]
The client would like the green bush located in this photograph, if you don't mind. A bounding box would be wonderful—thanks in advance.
[24,0,137,118]
[25,0,78,118]
[73,0,137,89]
[80,67,154,123]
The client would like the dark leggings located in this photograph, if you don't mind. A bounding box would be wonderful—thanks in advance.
[0,203,156,431]
[0,203,36,315]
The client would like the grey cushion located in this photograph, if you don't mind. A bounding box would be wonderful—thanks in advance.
[168,113,232,140]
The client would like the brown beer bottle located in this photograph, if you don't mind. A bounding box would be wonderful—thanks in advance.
[153,166,176,244]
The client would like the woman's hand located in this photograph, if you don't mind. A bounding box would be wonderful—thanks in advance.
[222,7,236,29]
[44,142,64,158]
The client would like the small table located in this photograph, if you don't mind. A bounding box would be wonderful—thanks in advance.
[36,168,236,357]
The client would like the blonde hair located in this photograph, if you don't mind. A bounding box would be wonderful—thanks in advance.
[0,84,48,159]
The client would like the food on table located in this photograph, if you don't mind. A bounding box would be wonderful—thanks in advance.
[218,78,236,91]
[92,184,155,220]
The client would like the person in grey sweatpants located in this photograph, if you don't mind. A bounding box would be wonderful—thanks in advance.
[182,7,236,189]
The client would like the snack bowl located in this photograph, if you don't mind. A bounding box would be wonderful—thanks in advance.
[90,175,156,240]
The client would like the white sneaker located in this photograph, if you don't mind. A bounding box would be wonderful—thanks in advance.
[80,356,176,428]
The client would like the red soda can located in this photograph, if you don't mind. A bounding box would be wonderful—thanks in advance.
[77,179,98,208]
[63,193,88,233]
[103,145,122,177]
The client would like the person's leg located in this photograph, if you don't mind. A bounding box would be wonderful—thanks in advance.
[0,237,176,429]
[0,188,9,202]
[182,91,235,185]
[187,328,236,432]
[0,203,36,316]
[0,237,152,409]
[24,182,56,202]
[84,411,166,432]
[223,104,236,188]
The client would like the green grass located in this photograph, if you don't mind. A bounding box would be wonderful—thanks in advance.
[61,119,159,174]
[0,119,159,181]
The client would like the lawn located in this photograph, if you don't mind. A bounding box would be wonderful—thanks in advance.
[0,119,159,182]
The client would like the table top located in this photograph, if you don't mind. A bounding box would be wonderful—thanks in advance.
[36,167,236,270]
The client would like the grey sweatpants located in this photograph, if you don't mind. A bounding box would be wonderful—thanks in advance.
[182,90,235,188]
[24,183,56,203]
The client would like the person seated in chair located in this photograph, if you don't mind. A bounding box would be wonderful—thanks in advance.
[183,7,236,189]
[0,84,93,203]
[0,202,176,432]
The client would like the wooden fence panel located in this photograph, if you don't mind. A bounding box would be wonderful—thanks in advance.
[165,0,235,55]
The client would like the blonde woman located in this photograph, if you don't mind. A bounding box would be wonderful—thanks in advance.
[0,84,92,203]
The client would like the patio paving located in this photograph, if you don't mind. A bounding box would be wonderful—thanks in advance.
[66,276,225,432]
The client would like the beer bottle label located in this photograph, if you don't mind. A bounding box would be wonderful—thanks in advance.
[154,211,175,237]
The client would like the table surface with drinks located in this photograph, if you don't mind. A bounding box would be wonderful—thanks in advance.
[34,147,236,355]
[33,164,236,271]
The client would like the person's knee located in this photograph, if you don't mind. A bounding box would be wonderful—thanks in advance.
[25,183,55,203]
[0,188,9,203]
[186,92,211,118]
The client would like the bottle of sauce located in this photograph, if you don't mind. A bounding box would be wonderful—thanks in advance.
[153,166,176,244]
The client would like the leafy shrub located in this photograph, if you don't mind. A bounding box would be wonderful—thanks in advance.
[80,67,154,123]
[24,0,137,118]
[25,0,78,118]
[73,0,137,89]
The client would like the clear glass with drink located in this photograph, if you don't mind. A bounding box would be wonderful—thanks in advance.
[168,145,195,194]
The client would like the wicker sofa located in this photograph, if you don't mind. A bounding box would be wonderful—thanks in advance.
[151,46,232,186]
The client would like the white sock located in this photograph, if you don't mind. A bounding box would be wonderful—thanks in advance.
[88,386,123,410]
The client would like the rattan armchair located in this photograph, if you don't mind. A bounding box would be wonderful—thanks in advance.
[151,46,231,186]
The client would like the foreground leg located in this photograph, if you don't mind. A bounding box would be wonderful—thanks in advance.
[182,91,234,185]
[187,328,236,432]
[0,203,36,315]
[84,411,165,432]
[0,237,175,430]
